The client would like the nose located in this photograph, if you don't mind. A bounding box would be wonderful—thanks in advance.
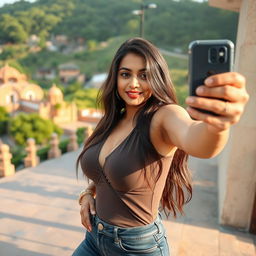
[129,76,139,88]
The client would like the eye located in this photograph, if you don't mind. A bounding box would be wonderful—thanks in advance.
[139,72,147,80]
[120,72,130,78]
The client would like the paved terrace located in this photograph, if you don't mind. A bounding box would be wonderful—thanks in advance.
[0,149,255,256]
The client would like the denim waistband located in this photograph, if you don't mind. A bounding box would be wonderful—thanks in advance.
[91,213,164,241]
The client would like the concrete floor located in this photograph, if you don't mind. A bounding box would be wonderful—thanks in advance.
[0,150,255,256]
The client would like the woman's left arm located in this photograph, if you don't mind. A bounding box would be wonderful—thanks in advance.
[158,72,249,158]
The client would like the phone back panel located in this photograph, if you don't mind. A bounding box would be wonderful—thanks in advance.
[188,40,234,96]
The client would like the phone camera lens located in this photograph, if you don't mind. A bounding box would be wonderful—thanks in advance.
[218,47,226,63]
[209,48,217,63]
[219,57,225,63]
[219,47,225,53]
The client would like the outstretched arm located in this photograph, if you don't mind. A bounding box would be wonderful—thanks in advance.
[158,72,249,158]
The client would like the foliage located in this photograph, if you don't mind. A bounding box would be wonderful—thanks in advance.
[54,103,62,110]
[0,0,238,50]
[170,69,189,107]
[0,106,9,135]
[10,145,26,168]
[65,88,99,109]
[0,14,28,43]
[9,113,63,145]
[37,145,50,161]
[59,138,69,154]
[64,81,83,95]
[0,0,74,44]
[76,127,86,145]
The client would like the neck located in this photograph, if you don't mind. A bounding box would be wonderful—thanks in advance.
[123,105,140,124]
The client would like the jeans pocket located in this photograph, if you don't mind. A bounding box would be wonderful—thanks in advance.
[118,236,159,254]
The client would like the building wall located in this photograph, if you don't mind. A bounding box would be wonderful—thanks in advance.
[218,0,256,230]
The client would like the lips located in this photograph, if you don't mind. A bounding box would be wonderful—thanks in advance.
[126,91,142,99]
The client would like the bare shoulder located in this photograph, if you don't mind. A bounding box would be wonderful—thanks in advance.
[150,104,190,156]
[152,104,190,125]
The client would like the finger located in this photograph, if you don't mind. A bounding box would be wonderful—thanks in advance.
[80,206,92,232]
[186,107,232,131]
[195,85,248,103]
[89,201,96,215]
[186,97,243,117]
[205,72,246,88]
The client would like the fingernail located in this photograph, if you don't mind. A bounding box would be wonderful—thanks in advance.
[205,78,213,85]
[91,210,96,215]
[196,87,204,94]
[186,97,194,104]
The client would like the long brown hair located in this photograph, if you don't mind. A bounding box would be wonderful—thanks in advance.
[77,37,192,217]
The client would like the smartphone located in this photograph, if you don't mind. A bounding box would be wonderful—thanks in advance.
[188,39,234,115]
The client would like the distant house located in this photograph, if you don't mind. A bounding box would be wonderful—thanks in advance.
[36,68,56,80]
[27,35,40,47]
[85,73,108,89]
[58,63,85,84]
[45,41,58,52]
[78,108,103,123]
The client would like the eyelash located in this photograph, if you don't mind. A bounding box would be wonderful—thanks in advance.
[120,72,130,78]
[120,72,147,80]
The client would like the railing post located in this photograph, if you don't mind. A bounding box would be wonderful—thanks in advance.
[67,130,78,152]
[48,133,61,159]
[24,138,39,168]
[0,141,15,177]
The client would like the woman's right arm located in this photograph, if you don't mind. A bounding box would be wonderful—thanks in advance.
[79,182,96,232]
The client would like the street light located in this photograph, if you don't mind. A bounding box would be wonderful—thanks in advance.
[132,2,157,38]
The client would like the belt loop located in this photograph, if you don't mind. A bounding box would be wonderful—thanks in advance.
[114,227,119,243]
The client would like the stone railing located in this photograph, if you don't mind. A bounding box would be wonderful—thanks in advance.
[0,126,93,178]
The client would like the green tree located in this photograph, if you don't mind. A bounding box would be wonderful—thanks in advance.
[0,14,28,43]
[0,106,9,135]
[9,113,63,145]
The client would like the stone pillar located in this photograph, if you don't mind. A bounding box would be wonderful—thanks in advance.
[67,131,78,152]
[48,133,61,159]
[24,138,39,168]
[0,141,15,177]
[218,0,256,230]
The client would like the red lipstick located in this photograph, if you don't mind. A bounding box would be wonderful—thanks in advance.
[126,91,141,99]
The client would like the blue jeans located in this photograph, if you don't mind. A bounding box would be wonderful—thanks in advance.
[72,214,170,256]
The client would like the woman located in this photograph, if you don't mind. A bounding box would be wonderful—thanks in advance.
[73,38,249,256]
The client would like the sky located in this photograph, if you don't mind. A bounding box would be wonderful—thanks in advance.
[0,0,36,8]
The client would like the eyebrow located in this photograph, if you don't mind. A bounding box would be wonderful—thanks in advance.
[119,67,147,72]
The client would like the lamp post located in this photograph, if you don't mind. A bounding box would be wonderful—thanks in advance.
[132,2,157,38]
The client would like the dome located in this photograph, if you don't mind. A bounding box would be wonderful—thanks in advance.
[0,64,27,83]
[48,84,63,105]
[48,84,63,97]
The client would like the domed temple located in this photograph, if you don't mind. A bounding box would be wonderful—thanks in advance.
[0,64,77,124]
[0,64,44,112]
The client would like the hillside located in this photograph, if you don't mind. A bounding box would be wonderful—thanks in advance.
[0,0,238,50]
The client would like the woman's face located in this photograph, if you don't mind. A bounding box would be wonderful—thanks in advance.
[117,53,152,108]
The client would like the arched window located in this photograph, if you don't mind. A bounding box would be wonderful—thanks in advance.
[25,91,35,101]
[8,77,17,83]
[6,93,17,104]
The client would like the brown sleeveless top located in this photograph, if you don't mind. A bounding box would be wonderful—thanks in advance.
[80,115,173,227]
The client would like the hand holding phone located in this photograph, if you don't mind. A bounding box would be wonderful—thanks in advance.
[188,39,234,115]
